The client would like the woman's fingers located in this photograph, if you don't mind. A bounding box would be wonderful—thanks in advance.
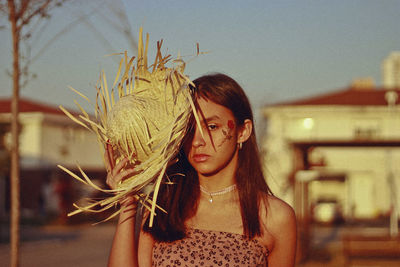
[103,140,139,190]
[113,157,129,176]
[106,167,137,189]
[106,142,115,169]
[107,169,135,189]
[104,150,111,172]
[104,141,115,171]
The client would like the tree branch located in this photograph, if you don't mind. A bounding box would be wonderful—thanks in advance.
[0,1,8,14]
[17,0,30,20]
[17,0,52,31]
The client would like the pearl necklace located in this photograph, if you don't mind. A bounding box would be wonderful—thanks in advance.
[199,184,237,203]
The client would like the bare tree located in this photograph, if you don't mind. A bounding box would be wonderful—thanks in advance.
[0,1,137,265]
[1,1,68,266]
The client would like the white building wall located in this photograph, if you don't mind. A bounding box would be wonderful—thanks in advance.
[19,113,43,158]
[262,113,293,203]
[0,112,104,170]
[262,104,400,220]
[40,116,103,169]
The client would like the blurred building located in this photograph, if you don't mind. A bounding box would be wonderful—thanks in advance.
[382,51,400,89]
[261,86,400,223]
[0,98,104,220]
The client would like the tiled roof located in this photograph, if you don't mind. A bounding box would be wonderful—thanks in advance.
[0,98,71,115]
[272,87,400,106]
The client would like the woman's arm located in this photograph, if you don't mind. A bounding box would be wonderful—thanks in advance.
[104,146,143,267]
[108,195,155,267]
[262,196,297,267]
[108,197,138,267]
[137,225,155,266]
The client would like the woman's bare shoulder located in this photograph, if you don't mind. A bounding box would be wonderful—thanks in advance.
[260,194,296,233]
[259,194,297,265]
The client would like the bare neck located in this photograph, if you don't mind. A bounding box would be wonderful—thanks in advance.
[198,151,238,191]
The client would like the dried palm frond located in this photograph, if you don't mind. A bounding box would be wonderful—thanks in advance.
[58,27,199,226]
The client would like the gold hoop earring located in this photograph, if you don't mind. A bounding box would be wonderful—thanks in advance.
[238,142,242,150]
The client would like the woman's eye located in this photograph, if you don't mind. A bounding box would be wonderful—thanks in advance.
[207,124,218,130]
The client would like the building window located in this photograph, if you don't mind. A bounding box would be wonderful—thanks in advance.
[353,118,380,139]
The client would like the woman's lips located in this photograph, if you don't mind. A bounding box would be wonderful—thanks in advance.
[192,154,210,162]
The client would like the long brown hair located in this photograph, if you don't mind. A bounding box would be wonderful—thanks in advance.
[143,73,273,241]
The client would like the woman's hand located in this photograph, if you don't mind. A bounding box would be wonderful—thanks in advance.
[105,146,140,267]
[105,157,137,190]
[104,143,137,190]
[104,144,139,214]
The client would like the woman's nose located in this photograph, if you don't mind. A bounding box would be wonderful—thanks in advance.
[192,127,206,148]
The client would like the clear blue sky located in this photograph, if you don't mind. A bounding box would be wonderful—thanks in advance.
[0,0,399,130]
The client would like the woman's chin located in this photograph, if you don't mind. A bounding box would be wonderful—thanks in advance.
[194,166,222,177]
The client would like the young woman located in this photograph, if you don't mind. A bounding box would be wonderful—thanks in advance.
[105,73,297,267]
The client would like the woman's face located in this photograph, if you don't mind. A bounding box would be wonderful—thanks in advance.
[184,97,240,176]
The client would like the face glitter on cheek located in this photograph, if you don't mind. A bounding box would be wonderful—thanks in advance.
[228,120,235,129]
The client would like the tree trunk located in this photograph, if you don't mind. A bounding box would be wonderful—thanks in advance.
[7,1,21,266]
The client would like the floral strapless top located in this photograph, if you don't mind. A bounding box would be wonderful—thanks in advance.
[152,228,269,266]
